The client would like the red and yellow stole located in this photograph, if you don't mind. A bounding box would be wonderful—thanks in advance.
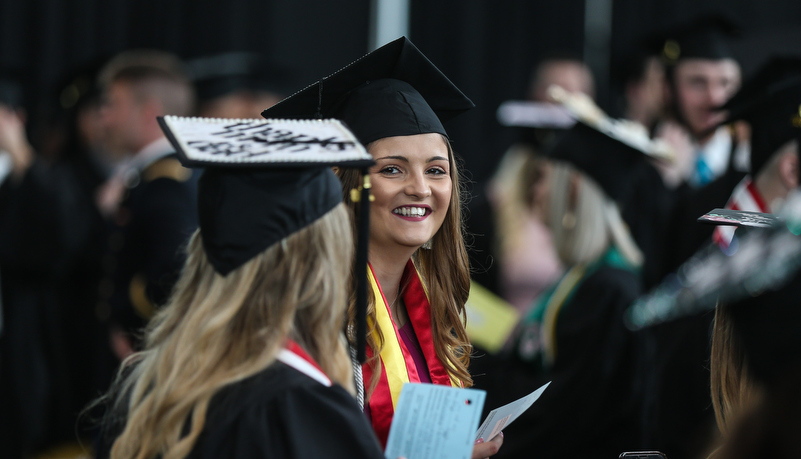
[362,259,461,447]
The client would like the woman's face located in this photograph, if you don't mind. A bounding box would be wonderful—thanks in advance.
[367,133,452,251]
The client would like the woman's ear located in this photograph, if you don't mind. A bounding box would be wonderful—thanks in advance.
[779,142,799,191]
[567,171,581,212]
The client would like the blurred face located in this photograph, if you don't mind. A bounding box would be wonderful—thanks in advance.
[367,133,452,251]
[531,60,595,102]
[672,58,740,138]
[100,81,147,157]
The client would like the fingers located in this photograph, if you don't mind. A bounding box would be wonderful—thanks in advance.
[472,432,504,459]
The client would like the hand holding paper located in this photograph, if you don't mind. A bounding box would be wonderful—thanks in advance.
[384,381,550,459]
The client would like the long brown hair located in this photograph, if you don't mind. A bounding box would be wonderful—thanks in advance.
[710,305,761,438]
[338,136,473,398]
[106,204,354,459]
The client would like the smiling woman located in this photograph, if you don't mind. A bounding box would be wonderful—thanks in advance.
[263,37,503,458]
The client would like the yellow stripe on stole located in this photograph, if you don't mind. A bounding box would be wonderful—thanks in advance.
[368,268,411,409]
[541,264,586,367]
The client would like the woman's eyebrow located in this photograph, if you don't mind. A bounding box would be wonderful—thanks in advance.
[428,156,449,162]
[374,155,408,162]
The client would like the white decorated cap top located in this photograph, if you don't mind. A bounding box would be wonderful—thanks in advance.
[158,116,374,168]
[547,85,675,163]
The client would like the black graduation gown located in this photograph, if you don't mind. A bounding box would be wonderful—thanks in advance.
[640,140,746,459]
[494,264,644,459]
[0,160,83,456]
[101,153,199,345]
[99,362,385,459]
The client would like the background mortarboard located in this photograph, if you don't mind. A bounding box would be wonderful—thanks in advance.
[721,56,801,178]
[187,52,295,103]
[697,208,783,229]
[543,85,673,204]
[158,115,374,359]
[656,13,741,66]
[261,36,474,146]
[626,191,801,331]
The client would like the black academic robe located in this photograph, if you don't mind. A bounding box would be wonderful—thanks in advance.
[101,153,199,345]
[99,362,384,459]
[0,160,90,456]
[493,262,644,459]
[640,138,746,459]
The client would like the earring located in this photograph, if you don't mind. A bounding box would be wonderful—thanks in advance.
[421,238,432,250]
[561,212,576,230]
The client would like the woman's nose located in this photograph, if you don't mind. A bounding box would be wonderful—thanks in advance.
[404,170,431,198]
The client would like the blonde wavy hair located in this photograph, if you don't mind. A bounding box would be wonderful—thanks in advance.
[337,136,473,398]
[546,161,643,267]
[106,203,354,459]
[710,305,761,438]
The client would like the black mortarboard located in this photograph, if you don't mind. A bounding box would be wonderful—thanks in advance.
[658,14,740,66]
[722,57,801,177]
[502,86,671,204]
[187,52,295,103]
[626,194,801,330]
[261,36,474,146]
[548,121,659,203]
[159,115,375,361]
[158,116,373,275]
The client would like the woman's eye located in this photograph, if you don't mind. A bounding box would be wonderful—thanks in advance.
[427,167,447,175]
[379,166,401,175]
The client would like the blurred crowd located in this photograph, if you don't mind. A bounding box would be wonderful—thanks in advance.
[1,11,801,459]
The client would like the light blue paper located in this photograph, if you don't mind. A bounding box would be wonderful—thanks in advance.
[384,383,486,459]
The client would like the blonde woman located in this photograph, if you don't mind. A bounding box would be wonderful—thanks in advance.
[264,37,503,458]
[501,122,651,458]
[97,131,384,459]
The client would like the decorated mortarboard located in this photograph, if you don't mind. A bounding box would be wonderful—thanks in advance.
[697,208,783,229]
[543,85,673,203]
[657,14,740,66]
[261,36,474,146]
[158,115,374,360]
[721,57,801,177]
[625,191,801,331]
[158,115,373,274]
[186,52,295,103]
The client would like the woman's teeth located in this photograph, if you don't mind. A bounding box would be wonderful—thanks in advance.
[393,207,426,217]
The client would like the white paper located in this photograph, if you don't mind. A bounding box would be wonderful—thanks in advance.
[475,381,551,441]
[385,383,486,459]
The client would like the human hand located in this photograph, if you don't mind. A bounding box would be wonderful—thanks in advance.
[653,120,694,188]
[472,432,503,459]
[0,106,33,178]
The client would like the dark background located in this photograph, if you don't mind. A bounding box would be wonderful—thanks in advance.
[2,0,801,188]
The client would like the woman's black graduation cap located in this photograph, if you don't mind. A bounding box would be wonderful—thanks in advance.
[261,36,474,145]
[157,116,374,358]
[261,37,474,363]
[721,57,801,178]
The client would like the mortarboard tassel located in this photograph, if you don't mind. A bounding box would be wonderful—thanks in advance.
[354,170,371,363]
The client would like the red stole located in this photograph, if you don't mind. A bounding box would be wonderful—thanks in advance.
[362,259,460,447]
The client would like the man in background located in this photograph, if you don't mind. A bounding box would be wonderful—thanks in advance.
[95,50,198,361]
